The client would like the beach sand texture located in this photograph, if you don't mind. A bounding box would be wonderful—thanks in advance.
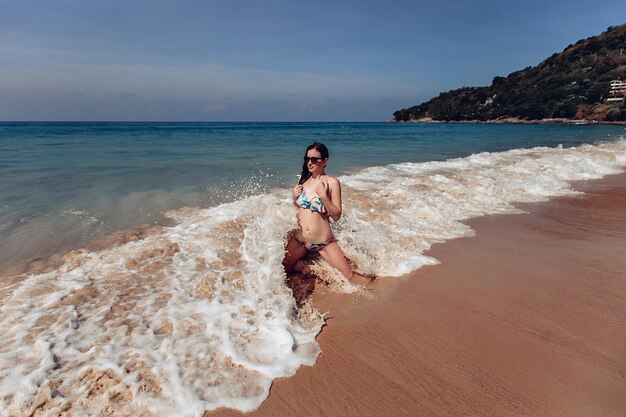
[2,140,625,417]
[210,172,626,417]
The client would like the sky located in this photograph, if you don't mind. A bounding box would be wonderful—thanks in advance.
[1,1,625,121]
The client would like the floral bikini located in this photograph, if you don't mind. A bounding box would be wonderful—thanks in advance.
[294,187,334,251]
[295,190,327,214]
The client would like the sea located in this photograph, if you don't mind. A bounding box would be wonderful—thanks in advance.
[1,121,625,416]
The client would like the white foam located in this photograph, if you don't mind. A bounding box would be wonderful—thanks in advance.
[338,139,626,276]
[0,195,323,416]
[61,209,101,226]
[1,138,625,416]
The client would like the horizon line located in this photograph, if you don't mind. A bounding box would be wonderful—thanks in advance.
[0,120,393,123]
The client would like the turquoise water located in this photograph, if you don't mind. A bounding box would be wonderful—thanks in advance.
[2,122,626,415]
[1,121,624,272]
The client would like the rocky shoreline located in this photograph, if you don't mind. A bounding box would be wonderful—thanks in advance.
[388,117,626,125]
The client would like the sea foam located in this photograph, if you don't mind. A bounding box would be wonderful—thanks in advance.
[0,139,625,416]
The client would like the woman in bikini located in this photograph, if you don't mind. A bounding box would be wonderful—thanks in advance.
[283,142,355,280]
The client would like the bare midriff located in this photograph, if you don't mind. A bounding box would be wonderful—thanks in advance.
[297,208,332,243]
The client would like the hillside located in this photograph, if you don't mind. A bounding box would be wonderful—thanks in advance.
[393,24,626,122]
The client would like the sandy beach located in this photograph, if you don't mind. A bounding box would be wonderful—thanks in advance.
[209,172,626,417]
[3,6,625,416]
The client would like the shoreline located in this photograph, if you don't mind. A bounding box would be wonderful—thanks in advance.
[209,172,626,417]
[389,117,626,125]
[0,221,170,279]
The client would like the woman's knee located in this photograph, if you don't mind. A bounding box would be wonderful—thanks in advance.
[337,263,353,279]
[320,243,353,279]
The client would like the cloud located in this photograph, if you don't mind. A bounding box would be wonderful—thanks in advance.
[202,100,227,114]
[0,30,423,120]
[1,59,423,120]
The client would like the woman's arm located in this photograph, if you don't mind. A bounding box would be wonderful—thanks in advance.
[317,178,342,221]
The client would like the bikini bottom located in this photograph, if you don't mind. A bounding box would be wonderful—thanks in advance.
[296,235,335,252]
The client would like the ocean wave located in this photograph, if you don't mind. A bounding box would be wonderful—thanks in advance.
[338,139,626,276]
[0,138,625,416]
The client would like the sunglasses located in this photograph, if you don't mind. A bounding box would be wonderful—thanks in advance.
[304,156,324,164]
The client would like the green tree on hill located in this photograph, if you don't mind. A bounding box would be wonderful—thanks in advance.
[394,24,626,122]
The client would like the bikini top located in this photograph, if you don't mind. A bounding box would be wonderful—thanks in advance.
[295,189,327,214]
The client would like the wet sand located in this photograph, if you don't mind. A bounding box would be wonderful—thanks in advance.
[209,172,626,417]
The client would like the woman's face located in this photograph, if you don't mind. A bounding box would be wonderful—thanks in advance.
[306,149,327,175]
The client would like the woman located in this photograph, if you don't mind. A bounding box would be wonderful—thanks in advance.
[283,142,355,280]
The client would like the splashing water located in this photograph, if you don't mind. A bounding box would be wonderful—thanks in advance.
[1,139,625,416]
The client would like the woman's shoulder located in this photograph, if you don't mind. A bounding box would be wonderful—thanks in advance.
[324,175,340,186]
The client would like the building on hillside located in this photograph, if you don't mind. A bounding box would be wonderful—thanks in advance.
[607,80,626,103]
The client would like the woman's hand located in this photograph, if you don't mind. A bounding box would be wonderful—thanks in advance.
[292,184,303,200]
[315,180,329,199]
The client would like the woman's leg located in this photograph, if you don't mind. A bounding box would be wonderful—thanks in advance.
[283,236,308,273]
[318,241,353,279]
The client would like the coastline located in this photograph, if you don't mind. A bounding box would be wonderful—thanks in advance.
[208,171,626,417]
[3,133,625,416]
[389,117,626,125]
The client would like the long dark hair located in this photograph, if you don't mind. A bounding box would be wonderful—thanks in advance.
[298,142,329,185]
